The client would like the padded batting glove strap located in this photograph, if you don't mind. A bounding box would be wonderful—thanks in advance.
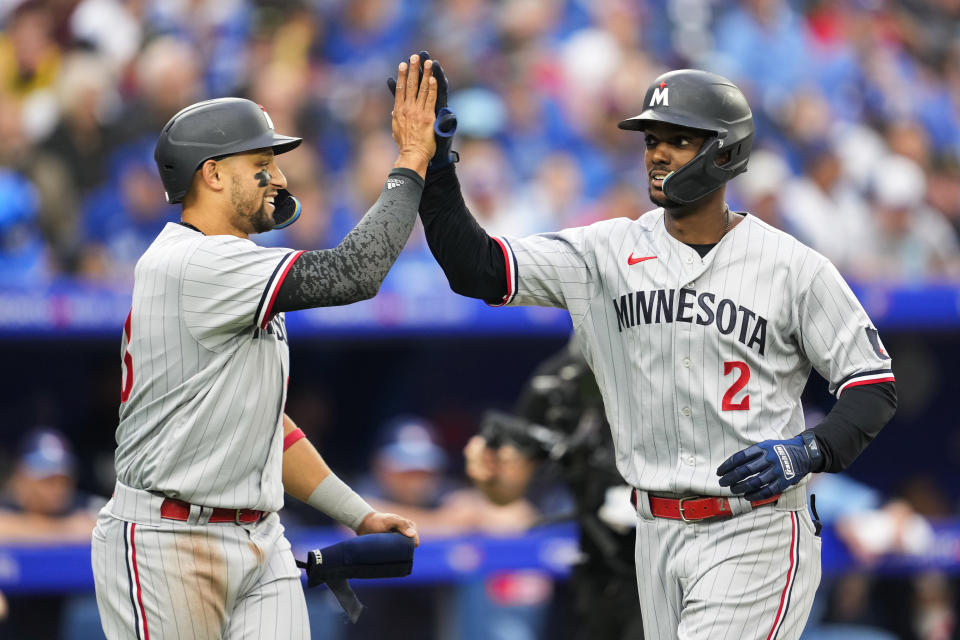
[716,434,817,502]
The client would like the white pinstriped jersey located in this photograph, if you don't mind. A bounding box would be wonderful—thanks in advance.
[115,223,304,511]
[494,209,894,495]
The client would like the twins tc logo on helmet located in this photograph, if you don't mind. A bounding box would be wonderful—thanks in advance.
[649,81,669,107]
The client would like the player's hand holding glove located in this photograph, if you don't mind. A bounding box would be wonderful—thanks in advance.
[388,50,458,169]
[716,431,824,502]
[297,533,416,623]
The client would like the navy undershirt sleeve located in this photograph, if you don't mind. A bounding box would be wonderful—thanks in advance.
[808,381,897,473]
[418,165,507,304]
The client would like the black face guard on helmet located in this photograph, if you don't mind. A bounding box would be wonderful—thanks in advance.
[154,97,303,227]
[617,69,754,205]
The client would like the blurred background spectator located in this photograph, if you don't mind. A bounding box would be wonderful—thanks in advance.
[0,427,105,640]
[0,427,103,541]
[0,0,955,288]
[341,415,547,640]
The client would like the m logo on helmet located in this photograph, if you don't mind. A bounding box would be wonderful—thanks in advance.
[649,84,669,107]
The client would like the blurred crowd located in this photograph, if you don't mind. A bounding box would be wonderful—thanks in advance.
[0,0,959,288]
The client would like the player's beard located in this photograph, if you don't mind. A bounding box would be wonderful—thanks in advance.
[230,177,275,234]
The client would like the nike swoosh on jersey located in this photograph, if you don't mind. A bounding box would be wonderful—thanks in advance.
[628,253,657,265]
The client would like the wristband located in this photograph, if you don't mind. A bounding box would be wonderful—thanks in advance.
[308,473,374,531]
[283,428,306,451]
[800,429,825,473]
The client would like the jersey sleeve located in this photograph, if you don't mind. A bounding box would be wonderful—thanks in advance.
[182,236,304,349]
[493,227,596,322]
[796,260,895,397]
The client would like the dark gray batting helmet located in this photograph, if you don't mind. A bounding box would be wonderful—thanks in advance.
[154,97,302,204]
[618,69,753,204]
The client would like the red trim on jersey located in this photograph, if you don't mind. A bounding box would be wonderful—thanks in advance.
[261,250,306,329]
[121,309,134,403]
[766,513,798,640]
[489,237,514,307]
[283,428,306,451]
[130,524,151,640]
[839,376,896,394]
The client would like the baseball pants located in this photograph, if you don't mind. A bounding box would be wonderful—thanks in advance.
[634,490,821,640]
[91,483,309,640]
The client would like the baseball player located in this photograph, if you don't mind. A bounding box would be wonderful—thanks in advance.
[414,66,898,639]
[91,54,438,639]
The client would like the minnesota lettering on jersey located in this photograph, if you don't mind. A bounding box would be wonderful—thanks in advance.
[611,288,768,355]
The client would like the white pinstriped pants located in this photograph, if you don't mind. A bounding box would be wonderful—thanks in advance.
[634,495,821,640]
[91,493,309,640]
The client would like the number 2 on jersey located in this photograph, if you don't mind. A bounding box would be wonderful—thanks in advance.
[722,361,750,411]
[120,309,133,402]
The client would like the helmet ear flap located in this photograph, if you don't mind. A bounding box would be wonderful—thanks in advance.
[661,132,753,205]
[661,138,725,204]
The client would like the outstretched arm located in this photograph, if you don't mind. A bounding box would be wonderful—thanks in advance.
[273,54,437,312]
[419,165,509,304]
[274,167,425,310]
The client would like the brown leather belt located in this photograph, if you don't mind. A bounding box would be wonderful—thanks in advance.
[160,497,264,524]
[632,490,780,522]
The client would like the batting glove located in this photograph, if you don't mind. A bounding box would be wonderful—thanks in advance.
[387,50,458,169]
[716,431,824,502]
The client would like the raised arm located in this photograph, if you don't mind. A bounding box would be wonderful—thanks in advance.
[273,54,437,312]
[418,165,509,304]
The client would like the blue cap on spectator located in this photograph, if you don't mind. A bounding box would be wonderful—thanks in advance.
[375,416,447,472]
[18,428,76,478]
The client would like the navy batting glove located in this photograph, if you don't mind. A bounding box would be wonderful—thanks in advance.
[387,50,458,169]
[716,432,823,502]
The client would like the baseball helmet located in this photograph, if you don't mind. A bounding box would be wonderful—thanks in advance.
[154,97,302,205]
[618,69,753,204]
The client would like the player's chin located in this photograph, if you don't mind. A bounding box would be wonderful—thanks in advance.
[648,187,668,207]
[251,205,277,234]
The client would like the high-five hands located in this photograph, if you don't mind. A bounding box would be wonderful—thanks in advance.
[391,53,438,176]
[388,50,458,169]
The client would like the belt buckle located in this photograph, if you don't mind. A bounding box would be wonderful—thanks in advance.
[235,509,244,525]
[677,496,696,522]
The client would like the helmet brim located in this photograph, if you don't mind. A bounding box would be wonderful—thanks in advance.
[225,130,303,157]
[270,134,302,155]
[617,109,725,137]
